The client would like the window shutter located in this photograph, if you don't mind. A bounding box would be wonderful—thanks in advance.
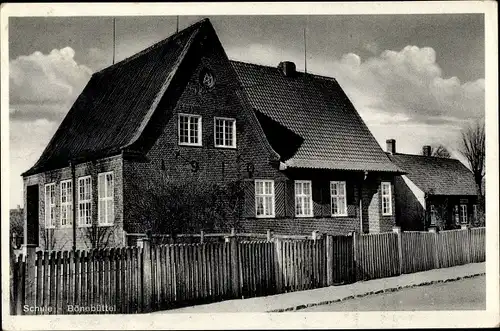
[346,182,355,204]
[322,182,331,217]
[312,180,322,217]
[242,179,255,218]
[275,180,286,218]
[284,179,295,218]
[347,182,356,217]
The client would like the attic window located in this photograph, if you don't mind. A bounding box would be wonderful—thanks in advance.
[178,113,202,146]
[214,117,236,148]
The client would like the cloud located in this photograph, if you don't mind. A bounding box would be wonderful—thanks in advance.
[320,45,485,125]
[228,43,484,126]
[85,47,111,71]
[9,119,59,208]
[226,43,483,158]
[227,43,295,68]
[363,42,380,55]
[9,47,92,120]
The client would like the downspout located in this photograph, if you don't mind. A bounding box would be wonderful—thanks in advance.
[70,160,77,251]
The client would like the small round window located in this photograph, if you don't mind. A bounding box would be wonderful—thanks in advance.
[199,68,215,88]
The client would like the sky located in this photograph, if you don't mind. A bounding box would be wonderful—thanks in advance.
[8,14,485,208]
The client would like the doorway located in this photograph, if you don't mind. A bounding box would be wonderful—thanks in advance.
[26,185,39,246]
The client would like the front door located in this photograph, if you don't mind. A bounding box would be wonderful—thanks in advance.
[26,185,39,246]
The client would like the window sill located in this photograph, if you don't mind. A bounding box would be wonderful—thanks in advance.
[215,145,237,149]
[255,215,275,219]
[60,225,73,229]
[78,224,92,228]
[98,223,114,227]
[178,142,202,147]
[295,214,314,218]
[331,214,349,217]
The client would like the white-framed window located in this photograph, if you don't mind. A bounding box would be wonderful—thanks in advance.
[381,182,392,216]
[430,205,437,225]
[460,204,468,223]
[178,113,202,146]
[44,183,56,228]
[60,180,73,228]
[454,205,460,225]
[98,172,114,226]
[78,176,92,227]
[295,180,313,217]
[330,181,347,216]
[255,180,275,218]
[214,117,236,148]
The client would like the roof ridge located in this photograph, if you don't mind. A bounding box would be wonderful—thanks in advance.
[95,18,209,75]
[230,59,337,82]
[388,152,460,161]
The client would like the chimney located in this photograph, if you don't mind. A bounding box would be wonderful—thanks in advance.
[422,145,432,156]
[386,139,396,154]
[278,61,296,77]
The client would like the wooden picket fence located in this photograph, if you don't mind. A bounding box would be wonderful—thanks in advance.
[400,227,486,274]
[355,232,400,281]
[401,231,437,274]
[11,227,485,315]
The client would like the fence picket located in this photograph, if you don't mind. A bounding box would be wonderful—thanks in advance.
[12,228,486,316]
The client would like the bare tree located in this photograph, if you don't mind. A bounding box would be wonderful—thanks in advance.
[459,120,485,226]
[459,121,485,196]
[422,144,451,158]
[433,145,452,158]
[127,175,244,241]
[40,227,57,251]
[80,224,118,249]
[10,207,24,249]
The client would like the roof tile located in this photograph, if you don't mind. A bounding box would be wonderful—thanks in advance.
[387,153,477,195]
[231,61,401,172]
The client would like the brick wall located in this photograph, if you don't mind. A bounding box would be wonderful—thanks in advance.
[239,172,396,235]
[239,217,360,236]
[23,155,124,250]
[360,173,396,233]
[122,30,284,234]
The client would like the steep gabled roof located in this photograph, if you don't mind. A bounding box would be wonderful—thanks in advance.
[24,18,401,177]
[231,61,401,173]
[387,153,477,195]
[23,19,207,176]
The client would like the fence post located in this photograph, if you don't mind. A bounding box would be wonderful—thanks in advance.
[392,226,403,275]
[266,229,272,241]
[464,226,472,264]
[230,235,241,298]
[23,244,37,315]
[274,238,283,293]
[200,230,204,244]
[351,231,358,282]
[429,227,440,269]
[140,237,152,313]
[326,235,333,286]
